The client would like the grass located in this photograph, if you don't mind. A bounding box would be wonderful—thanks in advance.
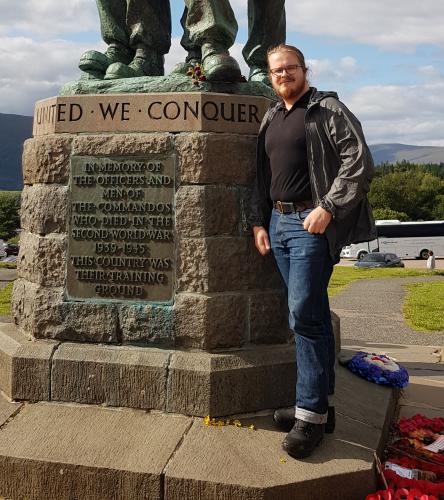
[404,280,444,332]
[328,266,444,298]
[0,262,16,269]
[0,282,13,316]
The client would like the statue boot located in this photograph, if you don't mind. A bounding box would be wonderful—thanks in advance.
[79,43,133,79]
[104,46,165,79]
[248,66,270,86]
[201,42,241,82]
[171,49,202,75]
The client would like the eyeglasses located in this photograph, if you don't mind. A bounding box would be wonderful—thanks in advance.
[269,64,303,77]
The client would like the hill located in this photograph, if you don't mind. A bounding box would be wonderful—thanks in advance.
[0,113,33,190]
[1,113,444,191]
[369,143,444,165]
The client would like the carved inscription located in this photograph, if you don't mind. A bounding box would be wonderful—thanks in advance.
[67,156,174,302]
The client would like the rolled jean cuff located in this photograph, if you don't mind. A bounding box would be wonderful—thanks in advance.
[295,407,328,424]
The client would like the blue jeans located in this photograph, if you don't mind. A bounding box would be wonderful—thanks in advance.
[269,208,335,423]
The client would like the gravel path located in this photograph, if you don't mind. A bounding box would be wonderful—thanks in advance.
[330,276,444,346]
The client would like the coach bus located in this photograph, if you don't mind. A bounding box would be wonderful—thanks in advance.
[340,220,444,259]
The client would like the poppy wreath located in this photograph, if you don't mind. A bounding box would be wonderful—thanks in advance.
[366,488,440,500]
[347,352,409,388]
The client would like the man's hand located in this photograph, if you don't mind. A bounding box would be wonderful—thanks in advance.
[253,226,271,256]
[303,206,332,234]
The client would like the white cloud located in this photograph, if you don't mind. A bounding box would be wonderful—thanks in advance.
[307,56,361,83]
[286,1,444,50]
[0,36,104,114]
[345,81,444,145]
[0,0,99,36]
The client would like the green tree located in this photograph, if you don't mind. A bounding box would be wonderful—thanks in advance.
[372,208,409,221]
[0,191,21,239]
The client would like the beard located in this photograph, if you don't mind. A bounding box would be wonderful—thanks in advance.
[273,78,307,101]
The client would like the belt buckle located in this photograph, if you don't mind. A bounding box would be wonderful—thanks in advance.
[277,201,284,214]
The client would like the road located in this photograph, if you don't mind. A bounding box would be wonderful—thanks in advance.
[338,258,444,270]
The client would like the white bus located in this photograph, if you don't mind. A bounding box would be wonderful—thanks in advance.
[340,220,444,260]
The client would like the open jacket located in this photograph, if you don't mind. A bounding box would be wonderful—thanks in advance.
[249,87,377,262]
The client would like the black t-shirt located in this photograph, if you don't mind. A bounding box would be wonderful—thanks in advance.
[265,90,312,202]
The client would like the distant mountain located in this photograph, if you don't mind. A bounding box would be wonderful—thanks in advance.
[369,143,444,165]
[0,113,33,191]
[1,112,444,191]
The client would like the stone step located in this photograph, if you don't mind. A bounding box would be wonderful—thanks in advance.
[0,323,299,416]
[0,363,397,500]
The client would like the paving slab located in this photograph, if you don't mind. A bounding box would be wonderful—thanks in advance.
[398,404,444,420]
[0,402,191,500]
[335,365,395,431]
[164,413,378,500]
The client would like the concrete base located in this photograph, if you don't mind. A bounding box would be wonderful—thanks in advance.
[0,362,397,500]
[0,323,300,416]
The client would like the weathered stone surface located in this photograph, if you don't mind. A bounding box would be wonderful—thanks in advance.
[165,415,377,500]
[177,237,248,293]
[51,343,170,409]
[175,185,239,237]
[0,323,57,401]
[175,133,256,185]
[17,232,66,287]
[20,184,69,234]
[166,346,296,416]
[246,237,283,291]
[119,304,174,344]
[249,290,290,344]
[0,402,191,500]
[12,279,118,343]
[72,132,174,156]
[175,293,248,349]
[22,135,72,185]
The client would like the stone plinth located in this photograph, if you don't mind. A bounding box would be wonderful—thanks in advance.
[11,92,341,417]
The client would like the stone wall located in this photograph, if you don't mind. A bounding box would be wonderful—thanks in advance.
[14,132,290,349]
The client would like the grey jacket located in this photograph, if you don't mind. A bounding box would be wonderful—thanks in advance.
[249,87,377,261]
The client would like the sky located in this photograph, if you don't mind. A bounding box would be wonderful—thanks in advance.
[1,0,444,146]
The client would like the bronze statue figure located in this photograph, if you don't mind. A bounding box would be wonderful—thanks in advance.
[79,0,285,84]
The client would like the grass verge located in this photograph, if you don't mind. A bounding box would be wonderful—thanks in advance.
[403,280,444,332]
[328,266,444,298]
[0,262,17,269]
[0,282,13,316]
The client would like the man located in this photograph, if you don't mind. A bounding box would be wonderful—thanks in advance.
[249,44,376,459]
[79,0,285,83]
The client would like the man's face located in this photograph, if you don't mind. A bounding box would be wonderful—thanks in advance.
[268,51,308,101]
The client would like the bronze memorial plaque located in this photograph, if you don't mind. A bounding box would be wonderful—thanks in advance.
[67,155,174,302]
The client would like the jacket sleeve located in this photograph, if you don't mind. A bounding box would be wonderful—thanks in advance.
[318,98,375,220]
[248,108,274,229]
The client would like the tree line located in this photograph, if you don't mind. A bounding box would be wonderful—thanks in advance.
[369,161,444,221]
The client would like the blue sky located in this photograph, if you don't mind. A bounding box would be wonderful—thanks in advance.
[2,0,444,145]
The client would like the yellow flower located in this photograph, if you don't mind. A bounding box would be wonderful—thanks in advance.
[279,458,287,464]
[203,415,211,426]
[248,424,256,431]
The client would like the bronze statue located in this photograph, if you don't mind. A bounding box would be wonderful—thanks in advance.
[79,0,285,84]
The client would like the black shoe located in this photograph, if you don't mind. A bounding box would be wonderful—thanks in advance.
[273,406,335,434]
[282,419,324,459]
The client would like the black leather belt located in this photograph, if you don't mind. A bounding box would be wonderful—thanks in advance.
[273,200,315,214]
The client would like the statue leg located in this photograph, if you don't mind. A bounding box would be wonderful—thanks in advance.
[242,0,286,84]
[79,0,134,79]
[170,6,202,75]
[184,0,241,82]
[105,0,172,79]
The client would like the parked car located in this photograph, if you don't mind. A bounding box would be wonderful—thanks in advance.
[4,243,19,256]
[354,252,404,268]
